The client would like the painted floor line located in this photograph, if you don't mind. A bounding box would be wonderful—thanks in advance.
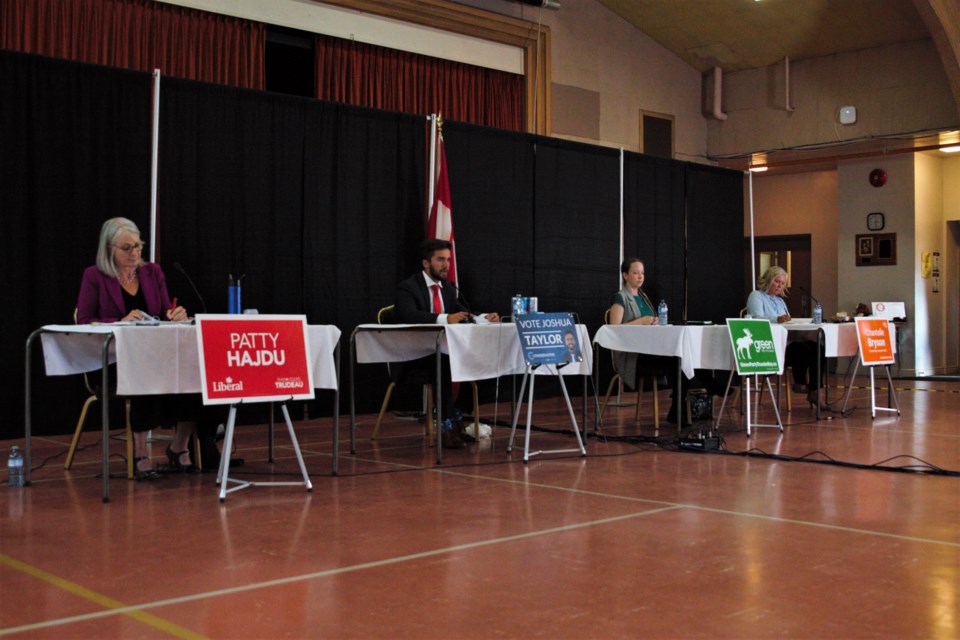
[0,505,679,636]
[435,468,960,548]
[0,554,207,639]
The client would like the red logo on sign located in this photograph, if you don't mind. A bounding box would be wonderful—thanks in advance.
[196,315,314,404]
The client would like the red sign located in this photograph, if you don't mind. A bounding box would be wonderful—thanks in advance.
[196,314,314,404]
[855,317,895,366]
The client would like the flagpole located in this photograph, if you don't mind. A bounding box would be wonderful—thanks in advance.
[747,169,756,289]
[619,147,624,289]
[428,114,438,222]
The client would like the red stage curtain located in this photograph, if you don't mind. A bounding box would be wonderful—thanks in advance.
[315,34,523,131]
[0,0,264,89]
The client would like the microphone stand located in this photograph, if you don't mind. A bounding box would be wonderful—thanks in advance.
[173,261,208,314]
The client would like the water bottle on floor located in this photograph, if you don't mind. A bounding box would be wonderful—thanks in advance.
[7,445,24,488]
[658,300,668,326]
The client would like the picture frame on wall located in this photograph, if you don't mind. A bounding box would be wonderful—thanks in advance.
[856,233,897,266]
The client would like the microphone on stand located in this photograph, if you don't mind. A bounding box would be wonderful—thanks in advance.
[173,261,207,314]
[797,285,823,324]
[452,281,476,323]
[796,284,820,306]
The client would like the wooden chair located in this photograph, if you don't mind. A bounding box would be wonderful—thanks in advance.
[372,305,433,441]
[64,310,203,476]
[370,306,482,442]
[64,310,135,479]
[599,309,663,428]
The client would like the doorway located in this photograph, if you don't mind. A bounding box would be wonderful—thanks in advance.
[744,234,812,318]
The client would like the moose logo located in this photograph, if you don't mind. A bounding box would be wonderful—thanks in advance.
[736,328,754,360]
[727,319,781,375]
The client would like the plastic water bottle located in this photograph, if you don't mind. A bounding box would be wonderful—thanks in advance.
[813,301,823,324]
[7,446,24,488]
[228,274,243,314]
[511,294,526,319]
[657,300,668,326]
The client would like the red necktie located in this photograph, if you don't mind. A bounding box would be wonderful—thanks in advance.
[431,284,443,315]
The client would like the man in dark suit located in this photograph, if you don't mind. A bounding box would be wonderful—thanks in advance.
[561,329,580,364]
[395,239,499,447]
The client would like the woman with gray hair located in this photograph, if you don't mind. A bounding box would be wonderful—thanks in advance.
[745,265,823,408]
[76,217,194,479]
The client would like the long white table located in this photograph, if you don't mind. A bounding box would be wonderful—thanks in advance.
[350,322,592,463]
[592,323,789,429]
[26,323,341,501]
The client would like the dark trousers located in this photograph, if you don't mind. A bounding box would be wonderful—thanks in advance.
[786,340,825,389]
[393,354,469,422]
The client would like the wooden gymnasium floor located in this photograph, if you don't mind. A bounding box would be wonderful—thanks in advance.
[1,375,958,639]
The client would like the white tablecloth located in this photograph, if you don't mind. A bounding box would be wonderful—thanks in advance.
[592,324,788,377]
[784,321,865,358]
[353,323,593,382]
[40,324,340,394]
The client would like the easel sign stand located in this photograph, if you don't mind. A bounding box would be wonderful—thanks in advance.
[507,312,587,462]
[196,314,315,501]
[715,318,784,437]
[840,318,900,418]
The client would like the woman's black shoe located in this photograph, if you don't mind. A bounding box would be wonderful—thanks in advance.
[165,445,195,472]
[134,456,161,481]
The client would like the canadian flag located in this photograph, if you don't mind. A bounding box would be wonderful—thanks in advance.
[427,120,456,284]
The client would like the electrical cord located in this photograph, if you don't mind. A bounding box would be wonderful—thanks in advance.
[705,445,959,476]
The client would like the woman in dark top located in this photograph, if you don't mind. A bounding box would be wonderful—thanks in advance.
[608,257,659,390]
[76,217,194,479]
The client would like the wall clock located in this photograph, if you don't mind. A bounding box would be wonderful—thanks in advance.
[867,212,885,231]
[869,168,887,187]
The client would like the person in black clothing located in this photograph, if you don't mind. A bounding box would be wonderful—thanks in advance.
[394,239,499,447]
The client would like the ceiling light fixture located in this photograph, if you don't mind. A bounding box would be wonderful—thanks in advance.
[749,152,768,172]
[941,146,960,153]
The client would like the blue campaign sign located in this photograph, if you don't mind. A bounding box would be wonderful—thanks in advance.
[514,312,581,366]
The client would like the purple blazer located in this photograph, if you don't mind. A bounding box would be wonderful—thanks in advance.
[76,263,173,324]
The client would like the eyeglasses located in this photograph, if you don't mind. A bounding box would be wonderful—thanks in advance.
[113,241,146,253]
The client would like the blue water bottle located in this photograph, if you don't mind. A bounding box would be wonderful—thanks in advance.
[813,301,823,324]
[228,274,243,314]
[658,300,668,326]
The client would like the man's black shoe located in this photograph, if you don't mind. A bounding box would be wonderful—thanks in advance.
[456,421,477,443]
[441,429,464,449]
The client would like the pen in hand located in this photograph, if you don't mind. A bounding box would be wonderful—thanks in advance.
[167,297,183,321]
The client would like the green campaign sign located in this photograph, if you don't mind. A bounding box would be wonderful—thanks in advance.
[726,318,782,375]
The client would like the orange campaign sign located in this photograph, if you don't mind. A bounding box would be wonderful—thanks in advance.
[196,314,314,404]
[855,317,895,366]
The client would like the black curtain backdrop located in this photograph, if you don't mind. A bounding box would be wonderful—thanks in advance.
[686,163,745,323]
[157,79,427,418]
[2,50,747,440]
[533,137,621,331]
[2,50,153,436]
[158,79,309,317]
[623,152,686,315]
[443,121,536,315]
